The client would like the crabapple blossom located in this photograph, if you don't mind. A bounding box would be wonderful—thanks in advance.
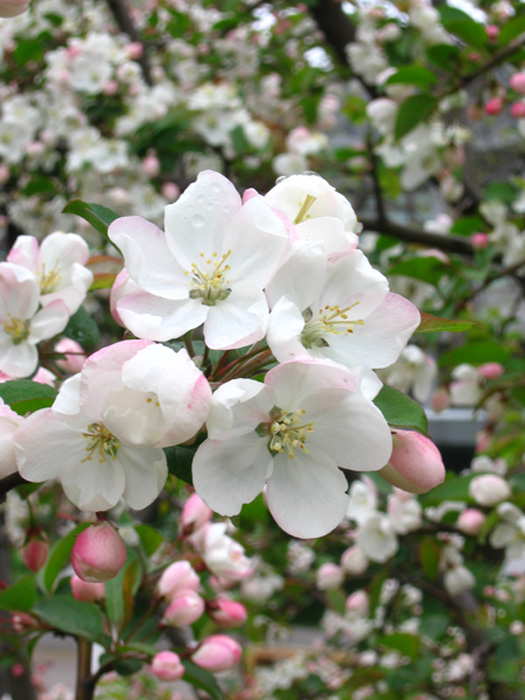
[469,474,511,507]
[162,590,205,627]
[340,545,369,575]
[109,170,291,349]
[346,477,378,524]
[356,513,398,564]
[194,522,254,584]
[379,429,445,495]
[346,590,369,616]
[0,401,24,478]
[71,521,127,582]
[180,492,213,533]
[443,566,475,596]
[193,358,393,538]
[151,651,185,682]
[316,563,344,590]
[157,560,201,601]
[490,503,525,574]
[192,634,242,672]
[387,489,423,534]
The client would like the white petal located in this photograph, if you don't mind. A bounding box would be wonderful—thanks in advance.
[203,284,268,350]
[119,446,167,510]
[29,300,70,342]
[61,452,126,511]
[0,339,37,378]
[266,297,307,362]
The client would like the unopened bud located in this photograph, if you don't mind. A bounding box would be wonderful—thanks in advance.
[180,492,212,534]
[340,545,368,575]
[142,154,160,178]
[208,598,247,628]
[478,362,504,381]
[511,101,525,119]
[21,530,49,572]
[345,590,369,616]
[162,181,180,201]
[471,232,489,250]
[157,560,200,600]
[71,521,127,582]
[151,650,185,681]
[457,508,486,535]
[510,72,525,94]
[485,97,504,116]
[162,589,205,627]
[70,575,106,602]
[126,42,144,60]
[469,474,510,506]
[379,429,445,495]
[316,563,344,590]
[486,24,499,41]
[191,635,242,672]
[54,338,86,373]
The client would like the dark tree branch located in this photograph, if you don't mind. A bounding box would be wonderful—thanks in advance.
[0,472,29,502]
[105,0,152,85]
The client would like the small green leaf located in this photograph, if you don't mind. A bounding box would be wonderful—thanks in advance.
[63,306,100,348]
[439,341,508,367]
[377,632,421,660]
[165,445,196,485]
[62,200,120,242]
[373,385,428,434]
[415,313,474,334]
[181,660,224,700]
[41,524,90,592]
[33,596,105,641]
[394,94,438,140]
[0,380,57,416]
[229,125,250,155]
[0,575,37,612]
[419,537,441,580]
[425,43,461,71]
[439,6,487,48]
[135,524,164,557]
[499,14,525,45]
[389,256,448,286]
[386,66,437,91]
[450,216,485,236]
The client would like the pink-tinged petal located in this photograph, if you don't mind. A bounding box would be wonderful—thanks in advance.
[29,300,70,342]
[266,447,349,538]
[309,393,392,472]
[108,216,188,299]
[0,263,39,320]
[80,339,152,419]
[192,435,272,517]
[61,453,126,511]
[266,244,326,311]
[0,340,37,378]
[0,406,22,478]
[326,292,420,369]
[119,446,167,510]
[296,217,358,256]
[266,297,307,362]
[164,171,242,269]
[203,284,268,350]
[41,262,93,314]
[15,409,80,482]
[39,232,90,269]
[52,375,85,426]
[7,235,39,269]
[117,291,208,342]
[206,379,269,440]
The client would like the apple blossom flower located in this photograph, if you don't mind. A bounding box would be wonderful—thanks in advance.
[346,477,378,524]
[356,512,398,564]
[192,634,242,672]
[72,521,127,582]
[193,358,393,539]
[379,345,437,402]
[0,262,69,378]
[162,590,205,627]
[443,565,475,596]
[316,563,344,590]
[157,560,201,601]
[15,340,210,511]
[379,429,445,495]
[490,503,525,575]
[387,489,423,534]
[346,590,369,616]
[194,522,254,584]
[151,651,185,682]
[340,545,369,575]
[0,400,24,478]
[109,170,291,349]
[469,474,511,507]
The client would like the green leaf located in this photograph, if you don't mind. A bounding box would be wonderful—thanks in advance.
[62,200,119,242]
[483,182,517,204]
[388,256,447,286]
[415,313,474,334]
[229,125,250,155]
[41,523,90,593]
[33,596,105,641]
[63,305,100,348]
[439,340,508,367]
[438,6,487,48]
[373,385,428,434]
[386,66,437,91]
[0,575,37,612]
[419,537,441,580]
[135,524,164,557]
[499,14,525,45]
[420,473,477,505]
[425,43,461,71]
[377,632,421,660]
[165,445,196,485]
[12,37,46,65]
[450,216,485,236]
[394,94,438,140]
[0,380,57,416]
[181,660,224,700]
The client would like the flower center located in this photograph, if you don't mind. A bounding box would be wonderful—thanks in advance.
[38,263,62,294]
[186,250,232,306]
[293,194,316,224]
[257,406,314,459]
[3,314,30,344]
[301,302,365,349]
[82,422,120,464]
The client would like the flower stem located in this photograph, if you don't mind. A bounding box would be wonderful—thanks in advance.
[75,638,94,700]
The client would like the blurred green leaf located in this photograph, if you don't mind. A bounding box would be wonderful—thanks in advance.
[394,94,438,140]
[386,66,437,90]
[41,523,90,593]
[389,256,447,286]
[33,596,105,641]
[415,313,474,333]
[0,575,37,612]
[425,43,461,71]
[135,524,163,557]
[181,660,224,700]
[498,13,525,45]
[438,6,487,48]
[374,385,428,434]
[63,306,100,348]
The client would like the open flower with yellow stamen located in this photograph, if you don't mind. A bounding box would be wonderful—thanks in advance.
[192,357,393,539]
[108,170,291,349]
[266,246,420,370]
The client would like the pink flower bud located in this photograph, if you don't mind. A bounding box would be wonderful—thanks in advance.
[457,508,486,535]
[475,429,491,454]
[485,97,504,116]
[71,521,127,583]
[316,563,344,590]
[126,42,144,60]
[162,589,205,627]
[430,387,450,413]
[162,181,180,201]
[192,635,242,672]
[54,338,86,374]
[180,493,213,533]
[21,530,49,572]
[486,24,499,41]
[471,232,489,250]
[103,80,119,96]
[0,0,30,17]
[478,362,504,381]
[208,598,248,628]
[340,545,368,575]
[511,101,525,119]
[70,575,106,602]
[469,474,511,506]
[379,430,445,495]
[151,650,185,681]
[510,72,525,94]
[157,560,200,600]
[345,590,369,616]
[0,164,9,184]
[142,154,160,178]
[25,141,45,157]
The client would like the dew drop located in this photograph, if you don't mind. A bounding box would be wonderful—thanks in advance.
[193,214,205,228]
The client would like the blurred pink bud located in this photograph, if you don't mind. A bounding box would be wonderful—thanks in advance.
[71,521,127,582]
[0,164,9,184]
[192,635,242,672]
[475,429,491,454]
[510,72,525,94]
[430,387,450,413]
[511,101,525,119]
[180,492,212,533]
[340,545,368,575]
[457,508,486,535]
[70,574,106,602]
[471,232,489,250]
[142,154,160,178]
[22,530,49,572]
[12,613,36,633]
[208,598,247,628]
[103,80,119,96]
[11,663,24,677]
[162,181,180,201]
[25,141,45,157]
[469,474,510,506]
[380,430,445,495]
[54,338,86,373]
[162,589,205,627]
[316,563,344,590]
[485,97,504,116]
[0,0,30,17]
[151,650,185,681]
[468,52,481,62]
[126,42,144,60]
[157,560,200,600]
[478,362,504,381]
[346,590,369,616]
[486,24,499,41]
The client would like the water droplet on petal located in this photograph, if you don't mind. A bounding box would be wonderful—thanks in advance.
[193,214,205,228]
